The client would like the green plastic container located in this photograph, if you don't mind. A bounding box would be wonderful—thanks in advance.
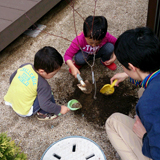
[67,99,82,111]
[58,99,82,116]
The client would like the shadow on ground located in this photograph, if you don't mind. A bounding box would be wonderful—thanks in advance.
[68,75,138,126]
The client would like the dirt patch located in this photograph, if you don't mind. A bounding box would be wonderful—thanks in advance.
[68,76,138,126]
[71,102,82,109]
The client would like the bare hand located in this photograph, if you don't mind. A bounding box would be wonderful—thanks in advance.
[103,53,116,65]
[110,72,129,86]
[70,67,80,78]
[66,60,80,78]
[60,105,70,114]
[133,115,146,139]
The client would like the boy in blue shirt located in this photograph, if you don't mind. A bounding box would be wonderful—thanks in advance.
[106,27,160,160]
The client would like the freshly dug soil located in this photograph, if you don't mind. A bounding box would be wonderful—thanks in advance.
[71,102,82,109]
[77,80,92,94]
[68,76,138,126]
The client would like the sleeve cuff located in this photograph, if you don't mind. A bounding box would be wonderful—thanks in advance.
[142,132,147,143]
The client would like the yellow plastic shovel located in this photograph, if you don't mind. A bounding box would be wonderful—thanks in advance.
[100,79,118,95]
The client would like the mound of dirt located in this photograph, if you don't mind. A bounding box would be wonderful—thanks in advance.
[68,76,138,126]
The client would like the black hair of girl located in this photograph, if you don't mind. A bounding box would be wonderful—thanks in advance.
[83,15,108,40]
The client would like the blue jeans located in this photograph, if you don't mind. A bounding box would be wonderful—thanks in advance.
[74,43,114,65]
[32,95,55,115]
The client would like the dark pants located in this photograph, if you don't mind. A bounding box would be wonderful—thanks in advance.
[32,95,55,115]
[74,43,114,65]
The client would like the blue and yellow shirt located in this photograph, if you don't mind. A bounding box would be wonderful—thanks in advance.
[4,63,61,116]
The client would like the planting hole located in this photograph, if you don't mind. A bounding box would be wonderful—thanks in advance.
[69,76,137,126]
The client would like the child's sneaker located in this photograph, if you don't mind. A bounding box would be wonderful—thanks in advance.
[100,59,117,71]
[36,112,58,120]
[69,61,82,74]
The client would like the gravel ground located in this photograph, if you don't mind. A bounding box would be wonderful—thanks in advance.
[0,0,148,159]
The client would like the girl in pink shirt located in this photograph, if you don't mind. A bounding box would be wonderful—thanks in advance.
[64,16,117,78]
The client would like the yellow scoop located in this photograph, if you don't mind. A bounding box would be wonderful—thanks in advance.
[100,79,118,95]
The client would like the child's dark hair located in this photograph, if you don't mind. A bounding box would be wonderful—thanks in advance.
[34,46,63,73]
[83,16,108,40]
[114,27,160,73]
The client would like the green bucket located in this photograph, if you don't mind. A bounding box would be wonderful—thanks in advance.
[58,99,82,116]
[67,99,82,111]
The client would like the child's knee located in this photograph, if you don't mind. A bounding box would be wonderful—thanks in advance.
[104,43,114,53]
[75,51,87,65]
[105,112,121,127]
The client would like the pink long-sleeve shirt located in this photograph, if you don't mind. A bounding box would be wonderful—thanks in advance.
[64,32,117,62]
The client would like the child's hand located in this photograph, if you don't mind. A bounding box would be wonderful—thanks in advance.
[60,105,70,114]
[103,53,116,65]
[133,115,146,139]
[66,60,80,78]
[110,72,129,86]
[70,67,80,78]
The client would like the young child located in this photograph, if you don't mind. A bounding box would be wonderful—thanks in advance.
[106,27,160,159]
[64,15,117,78]
[4,46,70,120]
